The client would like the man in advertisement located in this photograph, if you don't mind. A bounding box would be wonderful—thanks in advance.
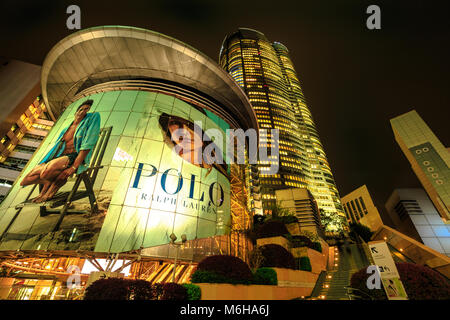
[20,99,100,203]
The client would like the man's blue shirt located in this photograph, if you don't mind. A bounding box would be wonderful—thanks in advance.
[39,112,101,174]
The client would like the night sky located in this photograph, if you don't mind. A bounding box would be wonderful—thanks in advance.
[1,0,449,222]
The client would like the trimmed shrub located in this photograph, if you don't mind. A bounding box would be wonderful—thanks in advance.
[296,257,312,272]
[191,270,237,284]
[280,215,299,224]
[349,222,374,242]
[351,263,450,300]
[154,282,187,300]
[256,220,289,239]
[253,214,266,227]
[259,244,296,269]
[311,241,322,253]
[128,279,155,300]
[84,278,131,300]
[253,268,278,285]
[84,278,154,300]
[182,283,201,300]
[396,263,450,300]
[290,235,313,248]
[268,215,299,224]
[194,255,253,284]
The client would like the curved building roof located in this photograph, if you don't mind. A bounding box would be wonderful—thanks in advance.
[41,25,258,130]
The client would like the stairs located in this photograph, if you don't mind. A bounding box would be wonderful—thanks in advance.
[311,241,372,300]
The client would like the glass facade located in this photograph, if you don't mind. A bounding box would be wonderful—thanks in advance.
[385,188,450,257]
[0,90,237,254]
[220,28,344,231]
[391,110,450,222]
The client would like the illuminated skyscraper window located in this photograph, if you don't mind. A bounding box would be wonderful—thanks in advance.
[220,28,345,230]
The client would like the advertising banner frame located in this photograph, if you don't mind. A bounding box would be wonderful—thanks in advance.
[0,90,237,257]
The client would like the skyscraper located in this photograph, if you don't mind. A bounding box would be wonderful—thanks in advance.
[341,185,385,232]
[0,59,54,202]
[275,187,324,237]
[219,28,344,230]
[385,188,450,257]
[390,110,450,222]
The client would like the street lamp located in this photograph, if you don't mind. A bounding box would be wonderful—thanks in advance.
[170,233,187,283]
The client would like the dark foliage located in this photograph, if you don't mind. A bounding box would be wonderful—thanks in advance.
[295,257,312,272]
[84,278,192,300]
[256,220,289,239]
[195,255,253,284]
[290,235,314,248]
[396,263,450,300]
[311,242,322,253]
[349,222,374,242]
[128,279,155,300]
[253,267,278,285]
[259,244,296,269]
[84,278,131,300]
[351,263,450,300]
[191,270,246,284]
[154,282,187,300]
[253,214,266,228]
[268,215,299,224]
[182,283,201,300]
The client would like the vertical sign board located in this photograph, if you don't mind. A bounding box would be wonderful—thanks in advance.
[368,241,408,300]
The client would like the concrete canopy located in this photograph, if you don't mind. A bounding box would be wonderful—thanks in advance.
[41,25,258,130]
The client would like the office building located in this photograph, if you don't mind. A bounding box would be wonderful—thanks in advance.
[219,28,344,231]
[0,59,54,201]
[275,187,324,237]
[390,110,450,222]
[341,185,384,232]
[385,188,450,257]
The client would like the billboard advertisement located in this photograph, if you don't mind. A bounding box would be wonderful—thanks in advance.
[0,90,231,253]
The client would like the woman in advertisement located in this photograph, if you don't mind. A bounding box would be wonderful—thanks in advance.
[20,99,100,203]
[158,110,228,178]
[95,101,232,253]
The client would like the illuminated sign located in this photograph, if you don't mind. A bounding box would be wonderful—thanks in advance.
[0,90,231,253]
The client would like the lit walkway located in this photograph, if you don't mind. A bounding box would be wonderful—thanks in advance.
[311,242,371,300]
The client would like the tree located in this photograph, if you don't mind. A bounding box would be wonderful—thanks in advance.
[320,209,347,234]
[248,247,265,272]
[349,222,374,242]
[266,201,298,224]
